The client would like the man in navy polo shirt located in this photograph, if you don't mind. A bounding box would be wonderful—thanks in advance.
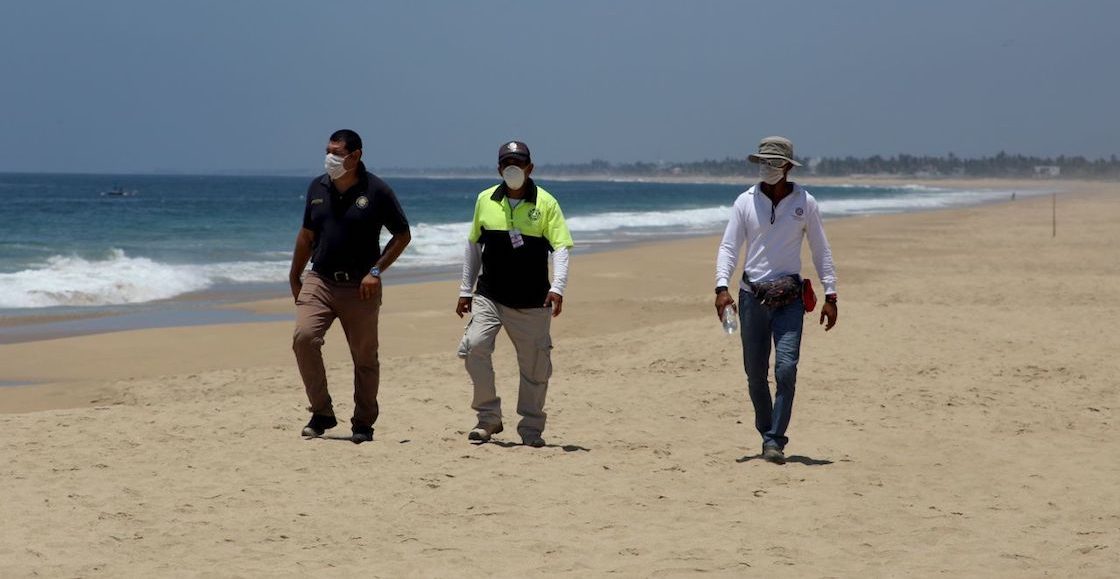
[289,129,411,444]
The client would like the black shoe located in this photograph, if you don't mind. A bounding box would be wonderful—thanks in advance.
[467,422,504,442]
[351,427,374,444]
[301,414,338,437]
[521,434,546,448]
[762,445,786,465]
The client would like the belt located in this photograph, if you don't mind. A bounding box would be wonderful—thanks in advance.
[742,272,801,292]
[312,267,364,283]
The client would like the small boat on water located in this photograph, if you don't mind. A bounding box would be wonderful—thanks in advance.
[100,186,137,197]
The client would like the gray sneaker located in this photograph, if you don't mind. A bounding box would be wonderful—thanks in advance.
[468,422,503,442]
[762,445,786,465]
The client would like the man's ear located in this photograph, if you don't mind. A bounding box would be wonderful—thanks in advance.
[525,162,534,176]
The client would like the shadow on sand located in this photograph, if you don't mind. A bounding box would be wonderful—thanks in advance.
[302,433,373,444]
[302,432,591,451]
[476,440,591,452]
[736,453,833,466]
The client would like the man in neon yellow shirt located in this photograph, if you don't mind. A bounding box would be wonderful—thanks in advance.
[456,141,574,447]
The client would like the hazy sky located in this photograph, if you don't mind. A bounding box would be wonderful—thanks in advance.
[2,1,1117,174]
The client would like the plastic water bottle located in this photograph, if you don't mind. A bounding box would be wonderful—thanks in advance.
[721,305,738,335]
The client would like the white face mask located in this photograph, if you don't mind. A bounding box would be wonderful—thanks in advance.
[324,154,349,180]
[759,164,786,185]
[502,165,526,190]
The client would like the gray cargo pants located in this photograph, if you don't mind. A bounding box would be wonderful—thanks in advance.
[457,294,553,437]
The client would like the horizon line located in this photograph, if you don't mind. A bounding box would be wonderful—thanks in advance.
[2,150,1117,178]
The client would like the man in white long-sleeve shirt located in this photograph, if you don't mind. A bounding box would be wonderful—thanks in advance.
[714,136,838,464]
[455,141,573,447]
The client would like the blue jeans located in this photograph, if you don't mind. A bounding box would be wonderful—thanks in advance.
[739,288,804,450]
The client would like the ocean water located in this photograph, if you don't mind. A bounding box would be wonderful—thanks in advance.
[0,173,1024,314]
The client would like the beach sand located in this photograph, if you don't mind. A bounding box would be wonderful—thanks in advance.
[1,181,1118,576]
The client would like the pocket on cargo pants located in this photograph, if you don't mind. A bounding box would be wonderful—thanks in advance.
[457,318,473,359]
[530,335,554,383]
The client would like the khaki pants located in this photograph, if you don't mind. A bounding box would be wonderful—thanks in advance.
[458,294,553,437]
[293,272,381,430]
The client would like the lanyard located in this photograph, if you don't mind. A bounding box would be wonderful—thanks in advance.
[505,197,528,229]
[503,198,516,230]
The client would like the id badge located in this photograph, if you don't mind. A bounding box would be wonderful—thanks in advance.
[509,228,525,248]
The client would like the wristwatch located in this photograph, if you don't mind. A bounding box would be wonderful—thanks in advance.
[715,286,728,295]
[825,294,837,304]
[369,266,381,278]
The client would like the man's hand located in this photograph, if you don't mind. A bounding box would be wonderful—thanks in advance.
[544,292,563,317]
[456,296,472,318]
[290,276,303,303]
[289,228,315,304]
[819,302,838,331]
[360,274,382,301]
[714,290,736,321]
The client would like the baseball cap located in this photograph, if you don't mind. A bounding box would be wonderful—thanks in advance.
[747,136,802,167]
[498,141,531,163]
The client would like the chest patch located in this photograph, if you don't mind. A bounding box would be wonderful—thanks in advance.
[794,207,804,217]
[528,208,541,222]
[355,196,369,209]
[310,198,324,205]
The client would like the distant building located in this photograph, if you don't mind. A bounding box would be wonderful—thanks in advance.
[1034,165,1060,178]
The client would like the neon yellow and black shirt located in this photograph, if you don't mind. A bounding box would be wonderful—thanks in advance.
[468,179,574,308]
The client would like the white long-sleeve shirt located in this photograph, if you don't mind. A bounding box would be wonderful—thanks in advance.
[715,183,837,295]
[460,242,570,298]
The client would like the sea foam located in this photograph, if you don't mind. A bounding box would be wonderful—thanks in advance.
[0,250,284,308]
[0,185,1041,309]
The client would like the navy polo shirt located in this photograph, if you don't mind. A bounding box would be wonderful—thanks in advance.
[302,165,409,279]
